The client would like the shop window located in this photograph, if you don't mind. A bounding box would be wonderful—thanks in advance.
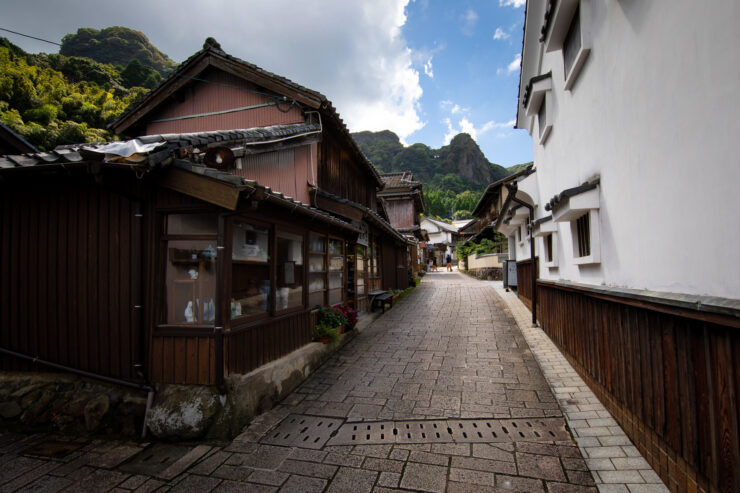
[231,222,270,319]
[356,245,367,300]
[328,238,344,305]
[370,237,380,278]
[276,230,304,311]
[308,233,327,307]
[166,240,217,324]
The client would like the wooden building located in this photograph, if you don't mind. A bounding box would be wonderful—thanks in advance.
[378,172,426,277]
[0,39,410,390]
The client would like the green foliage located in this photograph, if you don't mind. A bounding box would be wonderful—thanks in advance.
[313,323,339,343]
[456,234,508,269]
[317,306,347,329]
[353,130,529,219]
[60,26,177,75]
[121,59,162,89]
[0,38,152,150]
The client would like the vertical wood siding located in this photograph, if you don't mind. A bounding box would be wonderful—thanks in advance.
[145,71,304,135]
[515,258,538,310]
[232,146,311,204]
[226,310,312,375]
[319,130,377,209]
[385,200,415,228]
[0,181,142,380]
[538,282,740,493]
[150,334,216,385]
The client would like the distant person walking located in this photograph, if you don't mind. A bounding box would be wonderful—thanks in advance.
[446,253,452,272]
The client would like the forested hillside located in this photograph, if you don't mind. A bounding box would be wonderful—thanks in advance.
[353,130,530,219]
[0,34,165,150]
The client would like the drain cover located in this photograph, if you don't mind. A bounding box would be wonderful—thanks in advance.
[260,414,343,449]
[327,417,570,446]
[23,441,84,458]
[119,444,192,476]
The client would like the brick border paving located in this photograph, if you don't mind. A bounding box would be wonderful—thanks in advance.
[487,281,669,493]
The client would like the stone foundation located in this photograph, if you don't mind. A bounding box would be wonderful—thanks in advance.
[464,266,503,280]
[0,373,147,436]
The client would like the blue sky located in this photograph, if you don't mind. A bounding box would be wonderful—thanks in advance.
[403,0,532,165]
[1,0,532,166]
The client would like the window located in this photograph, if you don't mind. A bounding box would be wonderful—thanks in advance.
[356,245,367,299]
[574,213,590,258]
[164,214,218,325]
[328,238,344,305]
[231,222,270,319]
[308,233,327,308]
[525,75,553,144]
[369,236,380,278]
[276,230,303,311]
[534,218,558,268]
[543,0,591,91]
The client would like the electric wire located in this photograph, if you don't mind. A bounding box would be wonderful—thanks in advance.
[0,27,61,46]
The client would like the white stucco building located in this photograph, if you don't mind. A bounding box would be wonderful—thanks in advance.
[420,217,458,266]
[504,0,740,299]
[495,2,740,491]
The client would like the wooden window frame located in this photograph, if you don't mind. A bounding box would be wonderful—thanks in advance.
[229,217,273,324]
[273,226,307,317]
[327,235,346,306]
[308,232,328,308]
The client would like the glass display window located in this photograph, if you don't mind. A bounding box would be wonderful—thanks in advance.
[328,238,344,305]
[231,222,271,319]
[276,230,304,311]
[356,245,366,298]
[308,233,327,307]
[166,239,217,324]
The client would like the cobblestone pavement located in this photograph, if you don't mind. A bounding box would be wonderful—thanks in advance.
[1,272,607,492]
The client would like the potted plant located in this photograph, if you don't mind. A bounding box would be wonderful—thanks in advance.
[314,322,339,344]
[338,304,358,331]
[317,305,347,334]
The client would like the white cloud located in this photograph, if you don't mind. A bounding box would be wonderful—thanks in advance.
[493,27,510,40]
[423,57,434,78]
[498,53,521,75]
[499,0,526,8]
[460,8,479,36]
[443,117,515,144]
[1,0,425,142]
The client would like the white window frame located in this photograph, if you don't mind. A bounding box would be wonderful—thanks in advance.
[552,186,600,265]
[525,77,553,145]
[543,0,591,91]
[534,220,559,268]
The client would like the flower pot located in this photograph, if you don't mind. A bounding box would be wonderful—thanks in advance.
[316,336,331,344]
[336,325,345,335]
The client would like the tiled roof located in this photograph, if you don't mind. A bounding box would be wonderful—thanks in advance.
[0,123,319,171]
[109,39,382,185]
[471,165,535,217]
[0,122,38,154]
[314,187,409,244]
[544,178,600,212]
[379,171,421,191]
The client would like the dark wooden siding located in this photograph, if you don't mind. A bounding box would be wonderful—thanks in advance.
[385,200,415,229]
[150,331,216,385]
[381,241,397,290]
[516,257,538,310]
[226,310,312,374]
[0,180,143,380]
[538,281,740,493]
[319,127,377,209]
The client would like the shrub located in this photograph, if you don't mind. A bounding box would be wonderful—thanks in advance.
[314,323,339,343]
[338,304,358,330]
[317,305,347,329]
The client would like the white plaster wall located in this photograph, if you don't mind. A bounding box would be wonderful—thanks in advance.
[522,0,740,298]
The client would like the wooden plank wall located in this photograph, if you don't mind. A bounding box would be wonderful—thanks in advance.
[515,258,538,310]
[226,310,312,375]
[319,130,376,209]
[381,241,397,290]
[0,180,143,380]
[150,333,216,385]
[538,282,740,493]
[385,200,415,229]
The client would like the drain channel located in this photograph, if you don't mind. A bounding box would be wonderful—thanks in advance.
[327,417,570,446]
[262,415,570,449]
[260,414,344,449]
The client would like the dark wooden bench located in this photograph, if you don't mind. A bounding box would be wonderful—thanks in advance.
[372,293,393,313]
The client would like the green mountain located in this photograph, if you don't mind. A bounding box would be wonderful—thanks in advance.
[353,130,530,219]
[61,26,177,75]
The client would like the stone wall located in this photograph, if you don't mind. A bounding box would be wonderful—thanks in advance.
[0,373,147,436]
[465,267,503,281]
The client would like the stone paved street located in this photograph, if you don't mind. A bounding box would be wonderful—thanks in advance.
[0,271,663,492]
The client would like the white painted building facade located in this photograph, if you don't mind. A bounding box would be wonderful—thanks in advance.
[420,217,458,265]
[506,0,740,299]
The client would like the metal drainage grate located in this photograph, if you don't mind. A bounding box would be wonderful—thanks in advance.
[327,417,570,446]
[260,414,344,450]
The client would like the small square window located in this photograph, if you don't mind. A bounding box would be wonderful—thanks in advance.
[543,0,591,91]
[574,213,590,258]
[545,233,554,262]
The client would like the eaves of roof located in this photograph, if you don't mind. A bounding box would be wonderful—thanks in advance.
[471,164,535,217]
[0,122,38,154]
[544,179,600,212]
